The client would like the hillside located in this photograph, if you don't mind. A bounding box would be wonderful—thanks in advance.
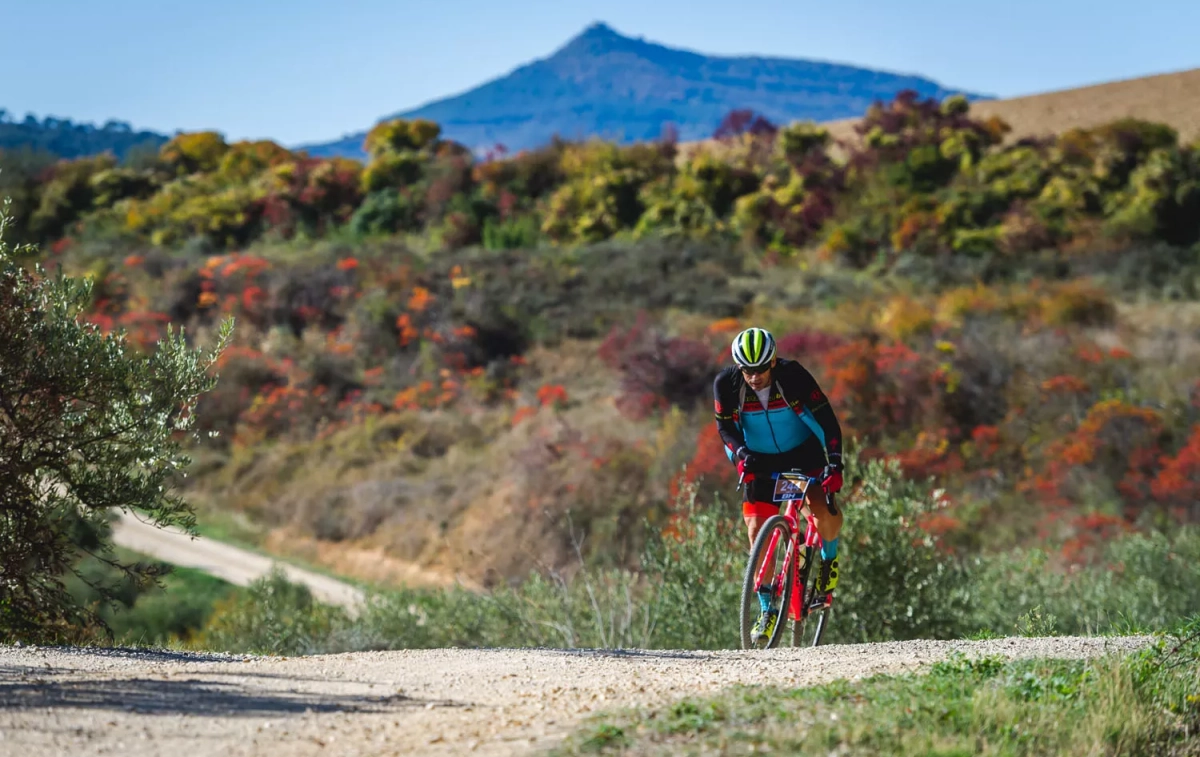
[7,81,1200,660]
[300,21,984,158]
[0,112,169,160]
[820,66,1200,145]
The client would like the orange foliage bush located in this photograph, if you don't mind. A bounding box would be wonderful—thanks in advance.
[536,384,569,408]
[511,406,538,426]
[407,286,433,312]
[1024,399,1166,514]
[1151,424,1200,518]
[1041,375,1090,394]
[706,317,741,334]
[892,430,963,480]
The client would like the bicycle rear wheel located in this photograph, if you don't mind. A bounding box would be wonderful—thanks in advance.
[739,515,795,650]
[791,548,830,647]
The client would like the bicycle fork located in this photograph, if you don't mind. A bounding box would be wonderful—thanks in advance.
[753,527,798,613]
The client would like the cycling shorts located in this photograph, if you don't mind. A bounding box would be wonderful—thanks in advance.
[740,436,827,518]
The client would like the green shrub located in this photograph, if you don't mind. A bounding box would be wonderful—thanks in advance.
[66,552,238,646]
[348,189,421,236]
[825,458,976,642]
[0,197,231,642]
[970,527,1200,636]
[639,484,745,649]
[192,570,344,655]
[482,214,541,250]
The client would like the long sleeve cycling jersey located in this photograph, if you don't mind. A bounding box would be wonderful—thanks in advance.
[713,358,843,465]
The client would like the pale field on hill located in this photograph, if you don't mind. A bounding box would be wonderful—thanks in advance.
[681,67,1200,158]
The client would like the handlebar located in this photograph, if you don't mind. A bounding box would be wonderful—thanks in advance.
[736,468,839,516]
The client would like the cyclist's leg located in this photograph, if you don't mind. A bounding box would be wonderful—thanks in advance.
[790,438,842,543]
[743,501,778,546]
[803,484,843,544]
[793,439,844,593]
[807,483,842,593]
[741,470,781,545]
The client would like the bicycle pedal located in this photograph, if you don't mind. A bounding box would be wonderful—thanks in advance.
[808,593,832,610]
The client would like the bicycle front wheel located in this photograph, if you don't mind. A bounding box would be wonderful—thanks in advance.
[739,515,795,650]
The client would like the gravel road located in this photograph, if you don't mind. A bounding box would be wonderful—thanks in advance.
[0,636,1149,757]
[111,514,366,615]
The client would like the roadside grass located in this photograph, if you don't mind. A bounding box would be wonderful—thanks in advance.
[164,461,1200,656]
[67,548,244,647]
[190,506,268,553]
[107,566,240,647]
[554,621,1200,757]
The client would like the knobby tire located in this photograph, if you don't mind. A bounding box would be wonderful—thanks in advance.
[739,515,794,650]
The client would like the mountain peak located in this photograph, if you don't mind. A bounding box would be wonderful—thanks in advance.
[556,21,646,56]
[578,21,621,40]
[300,25,985,158]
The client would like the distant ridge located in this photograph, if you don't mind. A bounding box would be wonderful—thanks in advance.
[0,112,169,160]
[300,22,985,158]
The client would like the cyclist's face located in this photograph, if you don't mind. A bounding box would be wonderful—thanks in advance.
[741,360,774,390]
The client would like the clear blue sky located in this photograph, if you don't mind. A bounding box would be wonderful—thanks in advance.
[5,0,1198,146]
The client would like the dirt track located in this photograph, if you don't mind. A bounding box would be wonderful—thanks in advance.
[110,514,366,615]
[0,636,1149,757]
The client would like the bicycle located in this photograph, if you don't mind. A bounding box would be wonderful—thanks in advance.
[738,469,837,649]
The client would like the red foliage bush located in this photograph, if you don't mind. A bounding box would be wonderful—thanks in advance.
[671,423,737,502]
[195,347,289,445]
[598,314,717,418]
[970,425,1003,460]
[820,337,941,439]
[1041,374,1091,394]
[1060,512,1134,565]
[117,310,170,351]
[775,329,847,358]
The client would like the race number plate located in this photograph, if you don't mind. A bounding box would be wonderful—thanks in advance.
[772,476,806,502]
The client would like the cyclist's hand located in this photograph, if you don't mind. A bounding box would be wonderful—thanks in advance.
[820,462,844,494]
[734,446,758,475]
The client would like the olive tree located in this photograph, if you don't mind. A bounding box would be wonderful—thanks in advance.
[0,198,231,641]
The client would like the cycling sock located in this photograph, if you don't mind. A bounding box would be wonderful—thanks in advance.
[757,588,773,613]
[821,538,839,561]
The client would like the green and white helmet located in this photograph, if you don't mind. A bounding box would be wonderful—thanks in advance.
[731,327,776,369]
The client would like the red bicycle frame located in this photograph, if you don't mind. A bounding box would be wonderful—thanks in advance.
[751,472,831,623]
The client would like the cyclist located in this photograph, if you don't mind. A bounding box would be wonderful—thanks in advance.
[713,327,845,641]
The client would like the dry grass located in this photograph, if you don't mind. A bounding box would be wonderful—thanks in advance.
[261,528,476,590]
[187,339,678,590]
[826,67,1200,145]
[678,67,1200,160]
